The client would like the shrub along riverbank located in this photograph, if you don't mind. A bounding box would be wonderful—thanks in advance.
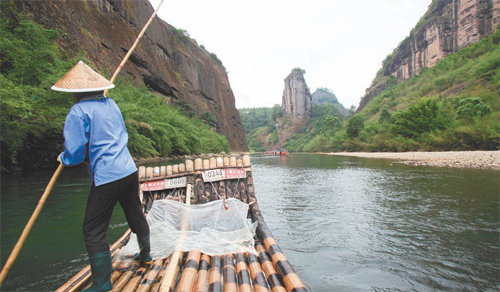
[0,3,229,172]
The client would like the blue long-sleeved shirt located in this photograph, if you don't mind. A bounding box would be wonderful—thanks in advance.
[60,96,137,186]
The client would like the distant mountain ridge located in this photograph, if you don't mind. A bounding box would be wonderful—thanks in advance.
[311,88,349,116]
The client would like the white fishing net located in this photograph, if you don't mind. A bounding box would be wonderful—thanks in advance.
[117,198,257,260]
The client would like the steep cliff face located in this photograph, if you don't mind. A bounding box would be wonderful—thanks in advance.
[282,68,312,117]
[16,0,247,151]
[311,88,349,116]
[358,0,499,111]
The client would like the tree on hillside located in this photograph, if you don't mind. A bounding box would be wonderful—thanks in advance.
[321,115,341,136]
[346,115,364,138]
[392,98,445,138]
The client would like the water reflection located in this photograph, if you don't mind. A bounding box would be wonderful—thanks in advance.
[251,153,499,291]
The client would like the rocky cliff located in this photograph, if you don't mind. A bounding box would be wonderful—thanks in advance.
[15,0,247,151]
[358,0,500,111]
[311,88,349,116]
[282,68,312,117]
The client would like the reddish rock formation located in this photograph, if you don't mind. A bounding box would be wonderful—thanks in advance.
[358,0,499,111]
[282,68,312,117]
[15,0,248,151]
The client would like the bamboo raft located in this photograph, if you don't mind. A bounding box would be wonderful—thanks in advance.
[264,151,288,157]
[57,154,308,292]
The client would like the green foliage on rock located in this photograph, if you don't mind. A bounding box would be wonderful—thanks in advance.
[346,115,365,138]
[239,107,277,134]
[238,106,283,152]
[392,98,446,138]
[110,82,229,158]
[456,97,492,120]
[348,28,500,151]
[240,28,499,153]
[283,103,347,152]
[0,5,229,172]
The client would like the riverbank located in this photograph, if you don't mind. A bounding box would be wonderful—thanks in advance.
[325,150,500,170]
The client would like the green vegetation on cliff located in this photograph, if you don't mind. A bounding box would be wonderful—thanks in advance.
[0,4,229,172]
[240,28,499,152]
[346,28,499,152]
[239,106,283,151]
[239,103,347,152]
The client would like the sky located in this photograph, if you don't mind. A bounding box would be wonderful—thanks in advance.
[150,0,432,109]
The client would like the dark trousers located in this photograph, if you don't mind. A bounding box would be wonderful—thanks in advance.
[83,171,149,254]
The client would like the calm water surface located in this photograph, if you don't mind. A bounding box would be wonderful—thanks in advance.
[1,153,499,291]
[252,154,499,291]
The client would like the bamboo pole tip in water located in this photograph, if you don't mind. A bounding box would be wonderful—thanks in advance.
[203,159,210,170]
[166,165,173,176]
[138,166,146,179]
[194,158,203,171]
[185,160,194,172]
[179,163,185,173]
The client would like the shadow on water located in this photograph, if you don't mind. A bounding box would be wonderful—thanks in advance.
[251,153,499,291]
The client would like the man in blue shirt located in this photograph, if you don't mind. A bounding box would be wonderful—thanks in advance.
[53,61,151,292]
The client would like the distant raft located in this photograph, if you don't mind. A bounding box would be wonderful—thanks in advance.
[264,151,289,157]
[57,153,308,292]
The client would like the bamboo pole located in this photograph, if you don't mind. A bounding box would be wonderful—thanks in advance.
[150,256,171,292]
[0,163,64,285]
[113,269,136,291]
[176,249,201,291]
[255,243,286,292]
[136,258,166,292]
[208,256,222,292]
[104,0,165,95]
[246,253,270,292]
[158,183,192,291]
[121,266,148,292]
[222,254,237,292]
[193,254,210,291]
[263,237,307,292]
[246,169,307,292]
[234,253,252,292]
[56,230,131,292]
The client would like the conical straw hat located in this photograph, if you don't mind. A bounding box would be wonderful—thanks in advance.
[51,60,114,92]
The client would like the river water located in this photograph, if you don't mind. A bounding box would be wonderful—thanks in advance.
[1,153,499,291]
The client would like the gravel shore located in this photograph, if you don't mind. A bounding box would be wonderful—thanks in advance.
[326,151,500,170]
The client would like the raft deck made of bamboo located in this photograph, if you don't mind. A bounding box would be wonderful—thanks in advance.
[57,154,308,292]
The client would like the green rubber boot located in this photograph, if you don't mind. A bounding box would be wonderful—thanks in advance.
[135,234,152,268]
[83,251,113,292]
